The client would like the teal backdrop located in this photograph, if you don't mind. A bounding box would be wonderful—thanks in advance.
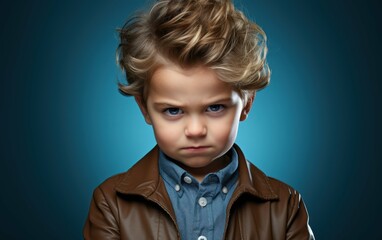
[1,0,381,239]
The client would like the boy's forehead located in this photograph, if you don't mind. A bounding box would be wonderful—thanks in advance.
[150,65,226,88]
[147,65,237,101]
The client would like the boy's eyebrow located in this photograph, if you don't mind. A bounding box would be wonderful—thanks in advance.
[203,96,238,105]
[208,97,236,103]
[152,97,236,108]
[153,102,180,108]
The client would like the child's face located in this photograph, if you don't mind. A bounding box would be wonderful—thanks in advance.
[136,65,252,172]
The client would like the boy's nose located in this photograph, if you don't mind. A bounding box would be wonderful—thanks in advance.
[184,117,207,138]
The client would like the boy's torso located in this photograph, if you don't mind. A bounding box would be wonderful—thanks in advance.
[84,145,314,240]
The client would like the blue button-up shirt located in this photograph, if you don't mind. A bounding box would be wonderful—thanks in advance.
[159,149,239,240]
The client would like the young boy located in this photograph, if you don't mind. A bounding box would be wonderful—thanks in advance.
[84,0,314,239]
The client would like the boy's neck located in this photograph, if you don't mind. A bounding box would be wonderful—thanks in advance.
[175,153,232,182]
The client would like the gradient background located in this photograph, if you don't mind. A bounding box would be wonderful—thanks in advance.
[1,0,381,239]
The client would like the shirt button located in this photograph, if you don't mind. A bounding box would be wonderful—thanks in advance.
[222,186,228,194]
[198,197,207,207]
[183,176,192,184]
[197,236,207,240]
[174,184,181,192]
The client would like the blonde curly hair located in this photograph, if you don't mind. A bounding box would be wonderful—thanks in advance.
[117,0,270,100]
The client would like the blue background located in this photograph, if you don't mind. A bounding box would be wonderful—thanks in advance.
[1,0,381,239]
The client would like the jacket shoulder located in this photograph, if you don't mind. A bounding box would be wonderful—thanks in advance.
[267,177,301,200]
[243,161,315,239]
[96,146,160,196]
[96,171,127,194]
[246,160,301,201]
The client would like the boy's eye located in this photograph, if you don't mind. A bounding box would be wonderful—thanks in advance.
[206,104,225,112]
[164,108,183,116]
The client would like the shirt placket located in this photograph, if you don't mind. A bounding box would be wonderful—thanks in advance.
[193,175,220,240]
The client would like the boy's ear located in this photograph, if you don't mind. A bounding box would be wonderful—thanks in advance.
[240,93,255,121]
[135,96,152,125]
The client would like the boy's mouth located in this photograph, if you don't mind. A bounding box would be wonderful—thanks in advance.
[181,146,210,151]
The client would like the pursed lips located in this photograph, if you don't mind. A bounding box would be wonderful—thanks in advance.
[181,146,210,150]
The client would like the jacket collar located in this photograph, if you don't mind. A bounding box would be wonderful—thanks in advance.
[115,147,178,224]
[115,144,278,208]
[232,145,278,200]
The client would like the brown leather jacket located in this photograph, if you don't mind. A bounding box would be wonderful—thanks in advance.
[84,145,315,239]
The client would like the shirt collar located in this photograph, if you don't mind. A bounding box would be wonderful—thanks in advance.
[159,150,187,196]
[158,148,239,197]
[212,148,238,188]
[115,144,279,201]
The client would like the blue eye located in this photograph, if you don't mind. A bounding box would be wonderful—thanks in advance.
[207,104,224,112]
[164,108,183,116]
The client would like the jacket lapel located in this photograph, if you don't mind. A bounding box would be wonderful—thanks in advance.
[114,146,177,222]
[232,144,279,201]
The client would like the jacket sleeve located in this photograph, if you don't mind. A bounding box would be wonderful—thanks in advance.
[83,187,120,240]
[286,190,315,240]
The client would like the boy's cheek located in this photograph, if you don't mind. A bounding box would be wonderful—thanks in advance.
[152,127,180,149]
